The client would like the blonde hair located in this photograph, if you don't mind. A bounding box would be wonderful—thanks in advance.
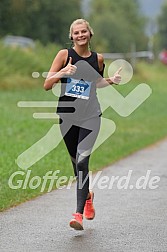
[69,18,94,39]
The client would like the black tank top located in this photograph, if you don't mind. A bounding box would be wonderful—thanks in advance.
[57,48,104,121]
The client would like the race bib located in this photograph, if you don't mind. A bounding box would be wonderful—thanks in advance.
[65,78,91,100]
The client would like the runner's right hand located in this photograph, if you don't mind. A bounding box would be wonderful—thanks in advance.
[61,57,77,76]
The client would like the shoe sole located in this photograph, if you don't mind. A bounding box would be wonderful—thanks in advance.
[69,220,84,230]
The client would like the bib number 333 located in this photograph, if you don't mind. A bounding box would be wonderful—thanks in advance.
[65,78,91,100]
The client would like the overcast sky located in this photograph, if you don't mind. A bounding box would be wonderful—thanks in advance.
[81,0,165,19]
[139,0,165,18]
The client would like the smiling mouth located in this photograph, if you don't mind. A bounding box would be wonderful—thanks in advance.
[78,38,86,41]
[78,39,86,42]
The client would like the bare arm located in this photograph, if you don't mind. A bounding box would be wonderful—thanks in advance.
[43,49,77,91]
[97,53,122,88]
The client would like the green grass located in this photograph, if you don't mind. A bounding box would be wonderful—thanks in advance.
[0,41,61,89]
[0,43,167,211]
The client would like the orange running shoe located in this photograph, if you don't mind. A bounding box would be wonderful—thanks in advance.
[69,213,84,230]
[83,191,95,220]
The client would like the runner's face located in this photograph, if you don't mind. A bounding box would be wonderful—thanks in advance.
[72,24,91,46]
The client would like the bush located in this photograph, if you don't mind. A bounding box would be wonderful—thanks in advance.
[0,40,61,89]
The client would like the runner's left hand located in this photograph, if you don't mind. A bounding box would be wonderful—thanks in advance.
[110,67,122,84]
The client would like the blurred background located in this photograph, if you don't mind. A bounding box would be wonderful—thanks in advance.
[0,0,167,54]
[0,0,167,89]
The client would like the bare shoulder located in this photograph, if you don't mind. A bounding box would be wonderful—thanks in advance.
[97,53,104,71]
[97,53,104,63]
[52,49,68,68]
[56,49,68,61]
[57,49,68,56]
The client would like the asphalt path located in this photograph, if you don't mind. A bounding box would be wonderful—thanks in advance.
[0,139,167,252]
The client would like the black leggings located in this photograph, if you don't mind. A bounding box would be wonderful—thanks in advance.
[60,116,101,214]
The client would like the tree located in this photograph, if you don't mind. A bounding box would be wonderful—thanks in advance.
[0,0,82,45]
[89,0,147,52]
[158,0,167,49]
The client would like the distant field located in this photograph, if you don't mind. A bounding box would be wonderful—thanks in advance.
[0,43,167,211]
